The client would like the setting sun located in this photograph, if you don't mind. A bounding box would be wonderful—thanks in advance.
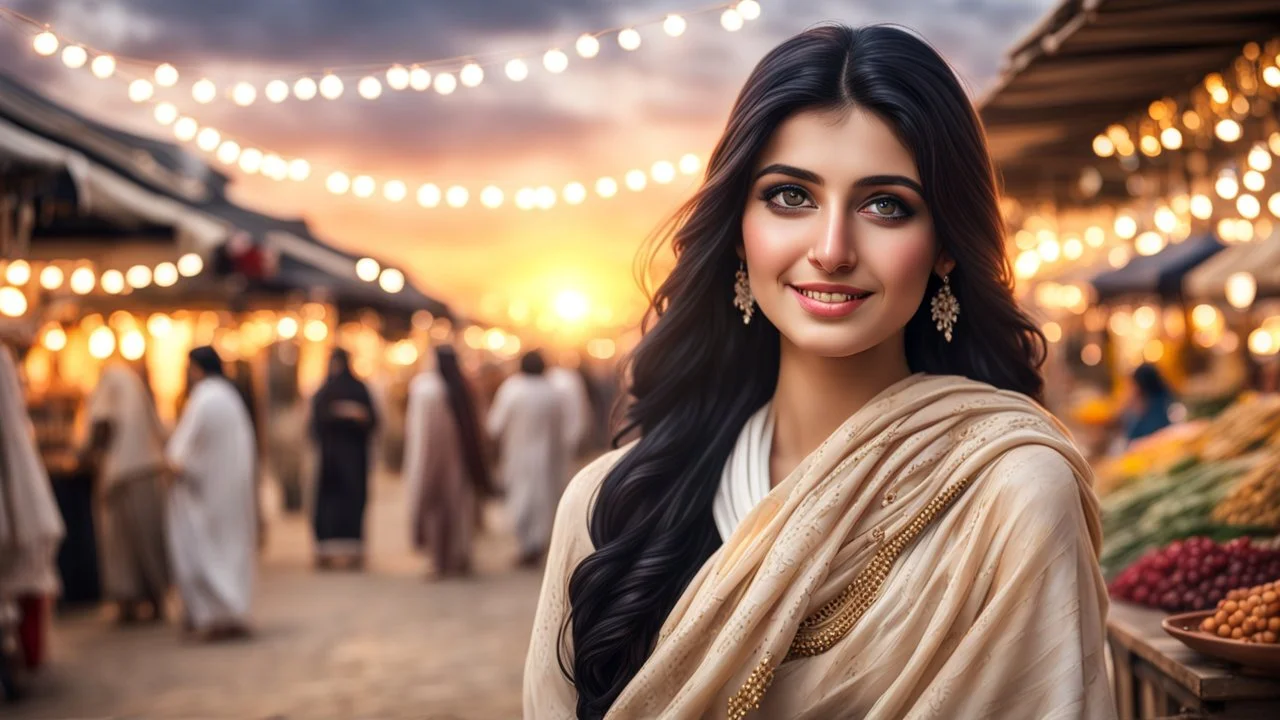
[553,289,591,324]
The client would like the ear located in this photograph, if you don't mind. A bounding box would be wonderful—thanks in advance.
[933,251,955,278]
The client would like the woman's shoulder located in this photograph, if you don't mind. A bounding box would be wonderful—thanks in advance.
[974,443,1100,550]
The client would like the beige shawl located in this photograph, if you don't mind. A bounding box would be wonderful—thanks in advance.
[524,373,1114,719]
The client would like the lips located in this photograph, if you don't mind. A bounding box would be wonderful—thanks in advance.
[787,283,873,319]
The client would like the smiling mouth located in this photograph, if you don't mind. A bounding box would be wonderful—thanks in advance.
[791,287,872,303]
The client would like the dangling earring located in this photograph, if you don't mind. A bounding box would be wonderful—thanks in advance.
[733,261,755,325]
[931,274,959,342]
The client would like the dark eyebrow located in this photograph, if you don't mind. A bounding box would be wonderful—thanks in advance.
[753,165,924,196]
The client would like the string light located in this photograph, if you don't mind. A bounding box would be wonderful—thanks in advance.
[618,28,642,51]
[155,62,179,86]
[177,253,204,277]
[575,34,601,59]
[1216,170,1239,200]
[386,65,409,90]
[294,77,318,100]
[459,63,484,87]
[1243,170,1266,193]
[379,268,405,293]
[127,78,153,102]
[60,45,86,68]
[505,59,529,82]
[4,260,30,286]
[433,72,457,95]
[720,8,745,31]
[39,265,63,290]
[192,78,216,103]
[69,267,95,294]
[100,270,125,294]
[232,82,256,106]
[0,287,27,318]
[42,325,67,351]
[1216,118,1243,142]
[664,14,688,37]
[542,50,569,74]
[737,1,762,20]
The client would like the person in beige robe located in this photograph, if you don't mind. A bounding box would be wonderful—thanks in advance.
[524,374,1114,719]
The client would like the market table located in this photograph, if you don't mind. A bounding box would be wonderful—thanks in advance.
[1108,602,1280,719]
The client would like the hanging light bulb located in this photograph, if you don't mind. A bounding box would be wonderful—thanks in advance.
[177,254,203,277]
[1191,193,1214,219]
[352,176,376,198]
[543,50,569,74]
[663,14,687,37]
[90,54,116,79]
[535,186,557,209]
[409,67,431,90]
[319,74,344,99]
[737,0,762,20]
[1154,207,1178,233]
[154,63,179,87]
[1135,231,1166,256]
[596,177,619,198]
[651,160,676,184]
[481,186,504,208]
[1092,135,1115,157]
[1139,134,1161,157]
[288,159,310,181]
[0,287,27,318]
[379,268,405,293]
[126,264,152,289]
[433,72,457,95]
[383,180,407,202]
[1160,127,1183,150]
[1063,236,1084,260]
[238,148,263,174]
[326,171,351,195]
[417,183,442,208]
[358,76,383,99]
[88,327,115,359]
[1250,143,1274,172]
[293,77,318,100]
[505,59,529,82]
[153,102,179,126]
[39,265,64,290]
[1270,192,1280,218]
[576,34,601,58]
[1244,170,1266,193]
[1216,169,1240,200]
[515,188,537,210]
[1085,226,1106,247]
[42,325,67,351]
[173,117,198,142]
[196,127,220,152]
[618,29,642,51]
[153,262,178,288]
[1014,251,1040,279]
[1265,66,1280,89]
[192,78,217,103]
[127,78,154,102]
[679,153,701,175]
[1226,272,1257,309]
[69,267,95,295]
[1114,213,1138,239]
[720,9,745,31]
[386,65,410,90]
[1038,238,1060,262]
[563,182,587,205]
[446,186,469,208]
[100,270,125,294]
[625,169,647,191]
[1216,118,1243,142]
[1108,246,1131,268]
[1238,194,1262,219]
[261,154,287,181]
[61,45,87,68]
[265,80,290,103]
[356,258,381,282]
[455,63,481,88]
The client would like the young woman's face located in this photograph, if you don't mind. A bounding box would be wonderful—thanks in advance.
[742,107,952,358]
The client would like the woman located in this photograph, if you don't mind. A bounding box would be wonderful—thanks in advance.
[310,348,378,570]
[403,345,492,578]
[524,26,1113,719]
[1122,363,1175,445]
[487,350,565,568]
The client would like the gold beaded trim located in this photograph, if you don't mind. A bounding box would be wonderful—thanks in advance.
[788,474,975,659]
[726,652,775,720]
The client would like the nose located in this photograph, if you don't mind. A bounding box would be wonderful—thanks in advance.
[808,209,855,274]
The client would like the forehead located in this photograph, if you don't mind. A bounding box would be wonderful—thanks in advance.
[754,108,920,183]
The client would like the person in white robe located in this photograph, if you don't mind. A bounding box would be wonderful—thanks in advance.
[164,346,257,640]
[486,350,565,567]
[546,353,593,460]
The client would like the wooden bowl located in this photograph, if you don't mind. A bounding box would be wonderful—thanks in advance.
[1162,610,1280,676]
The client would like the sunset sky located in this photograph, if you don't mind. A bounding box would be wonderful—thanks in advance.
[2,0,1057,337]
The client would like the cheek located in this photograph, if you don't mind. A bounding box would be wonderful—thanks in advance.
[741,205,808,278]
[863,226,936,295]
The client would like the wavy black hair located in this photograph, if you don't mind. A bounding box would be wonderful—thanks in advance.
[561,24,1046,717]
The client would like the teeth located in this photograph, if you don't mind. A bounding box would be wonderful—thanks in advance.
[800,289,864,303]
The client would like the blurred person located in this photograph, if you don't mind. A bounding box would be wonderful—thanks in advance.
[0,342,63,671]
[403,346,493,578]
[1122,362,1175,445]
[82,360,171,623]
[165,346,257,641]
[525,26,1112,718]
[547,351,593,459]
[487,350,564,567]
[309,348,378,570]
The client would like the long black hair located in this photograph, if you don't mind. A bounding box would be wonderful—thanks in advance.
[435,345,492,495]
[562,25,1046,717]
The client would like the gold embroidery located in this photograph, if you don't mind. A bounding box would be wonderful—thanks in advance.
[726,652,775,720]
[881,490,897,507]
[871,526,885,543]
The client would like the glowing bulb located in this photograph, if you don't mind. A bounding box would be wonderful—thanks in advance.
[276,317,298,339]
[625,169,647,191]
[515,188,537,210]
[596,177,618,198]
[263,79,289,103]
[1081,343,1102,366]
[147,314,171,337]
[417,183,442,208]
[650,160,676,184]
[1108,246,1131,268]
[1085,226,1105,247]
[196,127,221,152]
[353,75,381,100]
[1063,237,1083,260]
[154,102,178,126]
[1092,135,1115,157]
[1014,251,1040,279]
[43,326,66,351]
[0,287,26,318]
[128,79,154,103]
[505,59,529,82]
[1139,134,1161,157]
[1270,193,1280,218]
[663,15,687,37]
[737,0,762,20]
[262,154,287,181]
[1160,127,1183,150]
[543,50,569,74]
[433,72,457,95]
[563,182,587,205]
[383,180,407,202]
[100,270,125,294]
[386,65,410,90]
[232,82,256,106]
[1217,171,1239,200]
[618,29,642,51]
[1114,214,1137,239]
[91,54,116,79]
[356,258,381,282]
[118,330,145,361]
[39,265,63,290]
[238,148,263,174]
[576,34,601,58]
[69,267,95,295]
[1154,207,1178,233]
[480,186,504,208]
[4,260,30,286]
[293,77,318,100]
[554,289,591,323]
[1249,328,1276,355]
[1134,305,1157,330]
[173,117,198,142]
[721,9,745,31]
[379,268,405,293]
[679,153,701,175]
[1226,272,1257,309]
[1249,143,1273,172]
[1191,193,1214,220]
[61,45,86,68]
[1038,239,1061,262]
[445,186,469,208]
[352,175,376,198]
[88,327,115,359]
[288,159,310,181]
[154,63,178,87]
[460,63,484,87]
[1216,118,1243,142]
[1265,66,1280,89]
[1135,231,1166,256]
[1042,322,1062,343]
[153,262,178,288]
[326,172,351,195]
[192,78,216,103]
[409,67,431,90]
[319,74,344,99]
[126,265,152,289]
[304,320,328,343]
[1244,170,1266,193]
[1238,194,1261,220]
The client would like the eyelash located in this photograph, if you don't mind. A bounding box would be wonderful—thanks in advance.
[759,184,915,221]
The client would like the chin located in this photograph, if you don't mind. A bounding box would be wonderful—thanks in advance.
[768,312,889,359]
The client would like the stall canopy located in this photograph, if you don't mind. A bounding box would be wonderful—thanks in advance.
[1091,233,1225,302]
[1185,230,1280,302]
[980,0,1280,203]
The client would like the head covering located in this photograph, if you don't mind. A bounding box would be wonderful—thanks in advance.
[520,349,547,376]
[330,347,352,376]
[188,345,225,377]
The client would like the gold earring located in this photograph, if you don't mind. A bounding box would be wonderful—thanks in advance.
[931,274,959,342]
[733,261,754,325]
